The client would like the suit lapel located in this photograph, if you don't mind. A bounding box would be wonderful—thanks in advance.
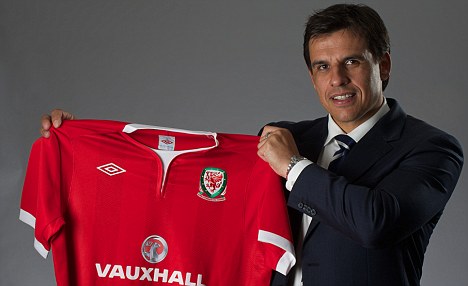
[341,131,392,182]
[341,99,406,182]
[295,118,328,162]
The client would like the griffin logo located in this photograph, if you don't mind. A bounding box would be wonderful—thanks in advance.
[97,163,126,176]
[198,167,227,202]
[141,235,168,263]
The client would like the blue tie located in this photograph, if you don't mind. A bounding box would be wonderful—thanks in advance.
[328,134,356,173]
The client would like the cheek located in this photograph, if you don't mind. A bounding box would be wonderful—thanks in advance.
[311,75,327,95]
[317,92,332,112]
[349,69,376,96]
[310,74,319,92]
[366,66,382,91]
[366,71,382,95]
[315,86,329,106]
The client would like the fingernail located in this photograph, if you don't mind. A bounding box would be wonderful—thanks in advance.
[53,120,59,128]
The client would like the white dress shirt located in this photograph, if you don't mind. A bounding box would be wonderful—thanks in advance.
[287,98,390,286]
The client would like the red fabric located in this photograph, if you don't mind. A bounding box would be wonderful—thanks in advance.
[20,120,294,286]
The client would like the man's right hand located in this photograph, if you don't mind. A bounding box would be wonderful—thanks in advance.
[41,109,76,138]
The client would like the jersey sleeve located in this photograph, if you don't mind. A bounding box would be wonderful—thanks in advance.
[19,130,69,259]
[250,159,296,275]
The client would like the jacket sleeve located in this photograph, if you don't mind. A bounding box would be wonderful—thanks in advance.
[288,132,464,248]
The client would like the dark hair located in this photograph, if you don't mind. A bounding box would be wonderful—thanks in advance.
[303,4,391,90]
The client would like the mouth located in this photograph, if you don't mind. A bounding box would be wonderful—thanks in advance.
[331,93,355,101]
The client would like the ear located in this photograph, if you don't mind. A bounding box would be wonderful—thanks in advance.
[379,52,391,81]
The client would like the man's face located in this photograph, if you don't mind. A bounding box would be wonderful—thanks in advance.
[308,29,391,133]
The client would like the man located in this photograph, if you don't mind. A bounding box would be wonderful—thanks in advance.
[41,4,463,286]
[256,4,463,286]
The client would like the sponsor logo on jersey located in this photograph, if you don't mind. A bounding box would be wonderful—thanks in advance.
[142,235,168,263]
[95,235,205,285]
[95,264,205,285]
[198,167,227,202]
[97,163,126,176]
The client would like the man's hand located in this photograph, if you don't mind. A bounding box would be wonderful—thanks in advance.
[40,109,75,138]
[257,125,300,178]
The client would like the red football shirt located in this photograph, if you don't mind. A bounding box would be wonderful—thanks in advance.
[20,120,295,286]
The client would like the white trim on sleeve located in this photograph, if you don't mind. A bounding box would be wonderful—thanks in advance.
[277,250,297,275]
[19,209,49,259]
[34,238,49,259]
[258,230,296,275]
[19,209,36,229]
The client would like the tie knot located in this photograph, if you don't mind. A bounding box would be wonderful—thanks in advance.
[328,135,356,173]
[334,134,356,150]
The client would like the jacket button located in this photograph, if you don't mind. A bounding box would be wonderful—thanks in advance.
[298,202,304,209]
[310,209,317,216]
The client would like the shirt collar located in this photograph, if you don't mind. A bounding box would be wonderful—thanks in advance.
[323,97,390,146]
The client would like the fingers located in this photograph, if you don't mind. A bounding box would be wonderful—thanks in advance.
[257,126,300,178]
[40,114,52,138]
[258,126,281,149]
[258,126,281,151]
[259,125,282,139]
[40,109,76,138]
[50,109,75,128]
[258,126,296,149]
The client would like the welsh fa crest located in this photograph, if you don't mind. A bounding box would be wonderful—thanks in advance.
[198,167,227,202]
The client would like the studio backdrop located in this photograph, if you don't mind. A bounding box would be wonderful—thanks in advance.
[1,0,467,285]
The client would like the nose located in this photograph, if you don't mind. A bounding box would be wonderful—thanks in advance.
[330,65,350,87]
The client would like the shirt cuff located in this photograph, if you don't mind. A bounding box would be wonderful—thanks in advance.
[285,159,313,191]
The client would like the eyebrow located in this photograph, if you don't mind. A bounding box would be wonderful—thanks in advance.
[311,54,367,68]
[311,60,328,68]
[344,54,367,62]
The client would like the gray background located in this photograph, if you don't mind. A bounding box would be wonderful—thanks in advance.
[1,0,467,285]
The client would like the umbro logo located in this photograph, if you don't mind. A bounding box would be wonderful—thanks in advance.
[97,163,126,176]
[161,139,173,145]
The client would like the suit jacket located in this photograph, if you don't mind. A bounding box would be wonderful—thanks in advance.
[269,98,463,286]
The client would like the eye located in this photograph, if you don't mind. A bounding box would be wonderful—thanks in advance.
[345,59,359,66]
[315,64,329,71]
